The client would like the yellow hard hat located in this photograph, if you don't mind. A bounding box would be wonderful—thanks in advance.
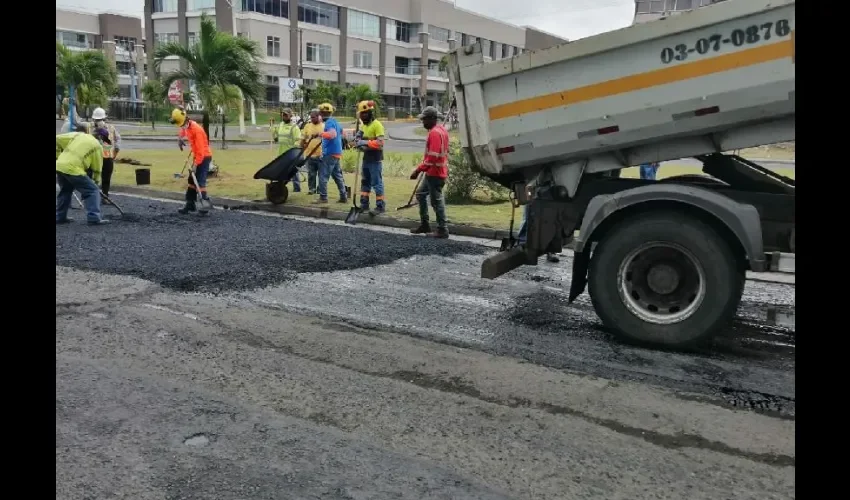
[169,108,187,127]
[317,103,335,114]
[357,100,376,114]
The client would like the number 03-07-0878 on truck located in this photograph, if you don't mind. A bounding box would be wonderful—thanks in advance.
[660,18,792,64]
[448,0,795,350]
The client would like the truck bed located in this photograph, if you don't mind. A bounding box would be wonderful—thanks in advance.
[448,0,795,177]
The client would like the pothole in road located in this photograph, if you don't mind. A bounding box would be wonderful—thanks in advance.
[183,433,211,447]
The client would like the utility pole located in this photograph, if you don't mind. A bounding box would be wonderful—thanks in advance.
[223,0,248,134]
[299,28,304,118]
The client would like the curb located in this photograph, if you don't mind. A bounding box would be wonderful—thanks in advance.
[111,185,515,241]
[122,135,255,143]
[386,131,426,143]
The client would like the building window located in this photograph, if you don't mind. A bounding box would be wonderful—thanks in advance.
[152,0,178,12]
[303,79,316,87]
[298,0,339,29]
[462,34,478,46]
[428,25,450,43]
[306,43,332,64]
[348,10,380,38]
[58,31,91,49]
[241,0,289,18]
[266,75,280,85]
[266,36,281,57]
[387,19,412,43]
[116,61,133,75]
[113,36,137,52]
[187,32,198,48]
[675,0,694,9]
[154,32,179,48]
[352,50,372,69]
[188,0,215,9]
[481,39,491,57]
[394,56,413,75]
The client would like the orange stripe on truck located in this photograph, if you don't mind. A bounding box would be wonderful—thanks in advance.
[488,36,795,121]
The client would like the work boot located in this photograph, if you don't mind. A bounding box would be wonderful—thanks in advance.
[337,197,348,203]
[178,202,197,214]
[429,228,450,239]
[410,223,432,234]
[56,217,74,224]
[88,219,111,226]
[370,206,386,216]
[546,253,560,263]
[312,198,329,205]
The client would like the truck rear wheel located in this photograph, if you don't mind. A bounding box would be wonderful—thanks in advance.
[587,211,745,348]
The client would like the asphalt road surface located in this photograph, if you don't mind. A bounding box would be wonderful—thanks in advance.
[56,195,795,499]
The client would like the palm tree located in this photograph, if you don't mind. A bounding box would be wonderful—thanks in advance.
[344,84,383,115]
[140,78,167,130]
[153,13,263,141]
[56,41,118,129]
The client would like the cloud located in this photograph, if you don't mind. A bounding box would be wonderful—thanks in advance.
[453,0,634,40]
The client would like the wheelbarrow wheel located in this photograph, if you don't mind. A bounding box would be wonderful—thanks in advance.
[266,181,289,205]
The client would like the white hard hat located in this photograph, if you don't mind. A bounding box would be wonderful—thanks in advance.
[92,107,107,120]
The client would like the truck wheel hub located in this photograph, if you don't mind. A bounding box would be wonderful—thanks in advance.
[647,264,679,294]
[617,242,707,325]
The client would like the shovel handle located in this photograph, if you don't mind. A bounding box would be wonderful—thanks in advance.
[398,173,423,210]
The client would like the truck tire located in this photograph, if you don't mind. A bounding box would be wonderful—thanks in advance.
[587,211,745,349]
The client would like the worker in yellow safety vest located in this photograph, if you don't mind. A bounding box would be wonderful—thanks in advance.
[91,107,122,198]
[56,126,111,226]
[273,107,303,192]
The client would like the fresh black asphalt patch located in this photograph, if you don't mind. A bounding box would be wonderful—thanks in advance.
[56,194,489,293]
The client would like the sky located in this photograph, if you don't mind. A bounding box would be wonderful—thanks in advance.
[57,0,635,41]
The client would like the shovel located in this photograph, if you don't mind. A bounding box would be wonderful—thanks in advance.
[344,121,364,225]
[174,153,193,179]
[100,191,125,217]
[396,173,423,211]
[188,168,214,214]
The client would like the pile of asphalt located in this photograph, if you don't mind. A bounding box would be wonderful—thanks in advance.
[56,195,489,293]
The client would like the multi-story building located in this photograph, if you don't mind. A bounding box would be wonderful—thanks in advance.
[633,0,728,24]
[145,0,566,109]
[56,7,147,101]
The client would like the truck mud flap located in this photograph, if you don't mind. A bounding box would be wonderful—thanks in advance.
[568,251,589,303]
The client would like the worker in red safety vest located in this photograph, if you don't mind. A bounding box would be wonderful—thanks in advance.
[409,106,450,239]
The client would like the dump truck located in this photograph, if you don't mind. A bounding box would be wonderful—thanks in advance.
[447,0,795,349]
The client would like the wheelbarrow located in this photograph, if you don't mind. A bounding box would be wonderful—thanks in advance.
[253,142,321,205]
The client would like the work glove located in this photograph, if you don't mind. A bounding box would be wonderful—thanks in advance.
[355,130,364,141]
[410,169,420,180]
[178,138,187,151]
[356,140,369,150]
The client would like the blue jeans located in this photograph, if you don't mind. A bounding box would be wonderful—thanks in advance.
[318,156,346,200]
[188,156,211,201]
[57,173,101,223]
[360,161,385,210]
[640,163,659,180]
[306,157,322,193]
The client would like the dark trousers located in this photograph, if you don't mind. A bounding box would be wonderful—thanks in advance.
[100,158,114,196]
[187,156,212,203]
[416,176,447,229]
[56,173,101,223]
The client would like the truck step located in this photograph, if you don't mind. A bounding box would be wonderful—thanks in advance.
[768,252,795,274]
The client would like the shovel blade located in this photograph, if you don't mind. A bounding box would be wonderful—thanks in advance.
[345,207,361,225]
[395,203,416,211]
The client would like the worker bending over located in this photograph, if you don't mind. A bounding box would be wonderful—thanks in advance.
[310,103,347,204]
[354,100,386,214]
[170,108,214,215]
[300,109,324,195]
[410,106,450,239]
[91,107,121,198]
[56,126,111,226]
[273,107,304,193]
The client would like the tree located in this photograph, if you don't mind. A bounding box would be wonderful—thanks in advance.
[153,13,263,139]
[206,84,242,148]
[344,84,383,115]
[140,78,167,130]
[305,80,347,112]
[56,41,118,127]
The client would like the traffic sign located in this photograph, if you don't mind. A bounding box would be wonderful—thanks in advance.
[279,78,304,103]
